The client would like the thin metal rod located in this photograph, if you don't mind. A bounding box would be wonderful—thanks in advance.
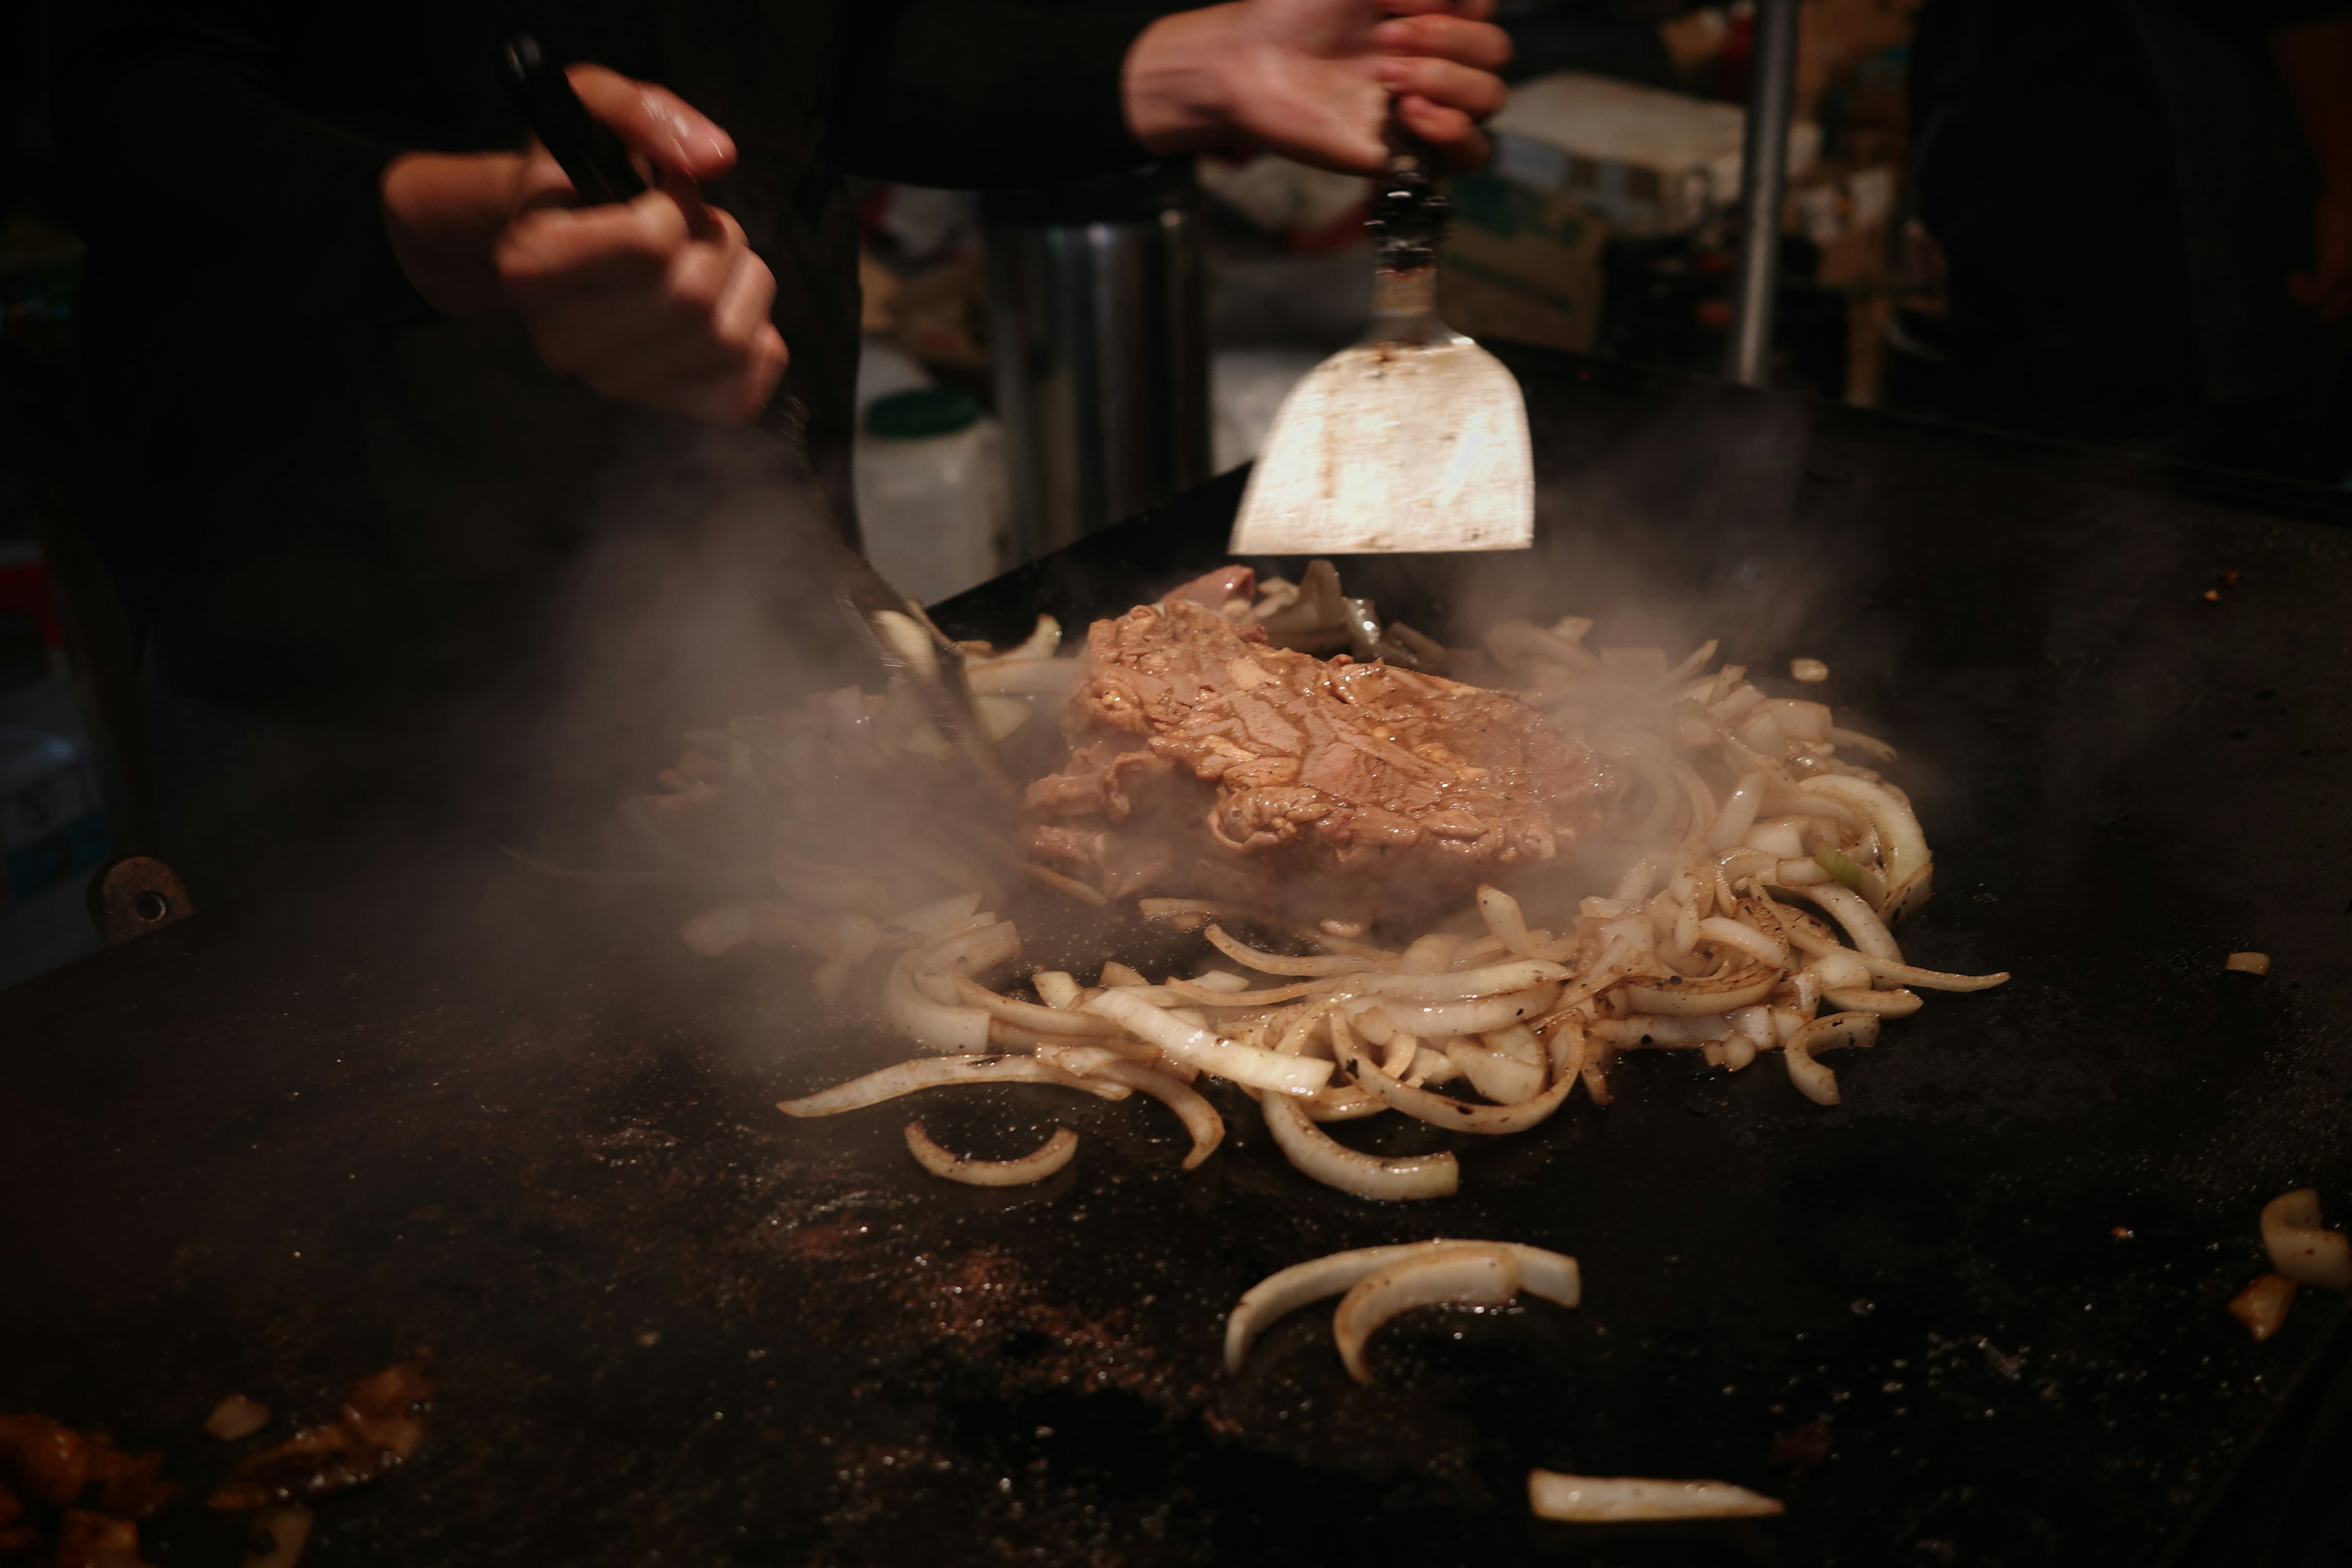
[1724,0,1801,386]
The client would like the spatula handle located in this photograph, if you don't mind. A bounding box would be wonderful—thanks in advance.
[1368,105,1447,275]
[495,33,649,205]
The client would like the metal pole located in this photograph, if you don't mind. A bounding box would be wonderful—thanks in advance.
[1724,0,1802,386]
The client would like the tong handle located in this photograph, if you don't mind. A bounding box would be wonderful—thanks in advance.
[1368,105,1447,274]
[495,34,649,205]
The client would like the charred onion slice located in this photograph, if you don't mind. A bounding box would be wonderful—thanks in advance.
[1260,1091,1458,1202]
[1083,987,1333,1096]
[1800,774,1929,891]
[946,974,1127,1035]
[1374,984,1564,1039]
[1821,984,1923,1017]
[1333,1027,1580,1135]
[1164,974,1343,1007]
[1527,1471,1784,1522]
[1781,1011,1880,1107]
[1781,920,2008,992]
[1080,1058,1225,1169]
[777,1055,1131,1117]
[2261,1189,2352,1291]
[2230,1273,2298,1340]
[903,1121,1078,1186]
[1371,960,1572,1005]
[1204,924,1392,977]
[1332,1244,1518,1383]
[1623,963,1778,1017]
[1782,883,1904,965]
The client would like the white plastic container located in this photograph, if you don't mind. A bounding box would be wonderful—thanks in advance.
[1488,72,1820,238]
[853,386,1013,607]
[0,725,109,903]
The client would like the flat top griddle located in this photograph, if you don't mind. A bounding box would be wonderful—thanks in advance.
[6,347,2351,1566]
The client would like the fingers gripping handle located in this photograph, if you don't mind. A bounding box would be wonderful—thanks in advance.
[496,34,649,205]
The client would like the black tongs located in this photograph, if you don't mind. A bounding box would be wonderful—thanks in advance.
[494,35,1012,796]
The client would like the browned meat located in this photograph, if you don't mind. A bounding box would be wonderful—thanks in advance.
[209,1354,432,1512]
[1025,600,1610,914]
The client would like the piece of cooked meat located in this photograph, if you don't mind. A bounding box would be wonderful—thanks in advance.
[1023,600,1610,915]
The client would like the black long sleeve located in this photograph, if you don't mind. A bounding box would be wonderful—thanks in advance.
[832,0,1159,187]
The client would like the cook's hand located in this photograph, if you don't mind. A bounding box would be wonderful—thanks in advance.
[1126,0,1511,175]
[2290,186,2352,322]
[381,66,785,424]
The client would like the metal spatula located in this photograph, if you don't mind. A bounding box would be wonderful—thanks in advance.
[1228,117,1534,557]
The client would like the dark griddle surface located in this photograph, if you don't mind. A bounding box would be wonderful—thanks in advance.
[6,349,2351,1566]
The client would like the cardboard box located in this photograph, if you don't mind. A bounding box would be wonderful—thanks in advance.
[1488,72,1821,239]
[1439,173,1608,353]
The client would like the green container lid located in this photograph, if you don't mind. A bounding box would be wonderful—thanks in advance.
[864,386,980,439]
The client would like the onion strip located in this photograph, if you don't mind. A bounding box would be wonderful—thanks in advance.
[1333,1028,1579,1134]
[1224,1240,1580,1372]
[777,1054,1131,1117]
[903,1121,1078,1186]
[1332,1245,1518,1383]
[1204,924,1389,977]
[1259,1090,1458,1202]
[1083,987,1333,1096]
[2262,1189,2352,1291]
[1527,1471,1784,1522]
[1082,1058,1226,1169]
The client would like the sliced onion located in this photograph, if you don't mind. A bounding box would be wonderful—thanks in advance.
[967,657,1084,695]
[777,1054,1131,1117]
[2261,1189,2352,1291]
[1260,1090,1458,1202]
[1590,1015,1732,1046]
[1025,862,1107,906]
[1099,960,1150,987]
[1165,974,1344,1007]
[1821,985,1922,1016]
[1782,883,1904,964]
[1401,932,1467,973]
[1444,1039,1545,1104]
[904,1121,1077,1186]
[1082,1058,1225,1169]
[1783,1038,1839,1104]
[1703,772,1766,852]
[1030,1041,1143,1076]
[1800,774,1929,889]
[1698,914,1787,968]
[910,918,1022,978]
[1205,924,1390,977]
[1528,1471,1784,1522]
[1828,724,1897,761]
[886,957,992,1051]
[1083,987,1333,1096]
[1333,1244,1518,1383]
[948,974,1128,1035]
[1776,856,1833,886]
[974,613,1060,664]
[1333,1028,1578,1134]
[1373,961,1572,1004]
[1477,884,1539,959]
[1781,920,2007,992]
[1221,1238,1581,1371]
[1375,984,1563,1038]
[2226,951,2274,976]
[1781,1011,1879,1106]
[1139,899,1392,956]
[1623,963,1778,1017]
[2229,1273,2298,1341]
[1033,970,1083,1010]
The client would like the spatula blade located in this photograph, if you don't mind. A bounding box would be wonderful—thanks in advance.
[1228,337,1533,556]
